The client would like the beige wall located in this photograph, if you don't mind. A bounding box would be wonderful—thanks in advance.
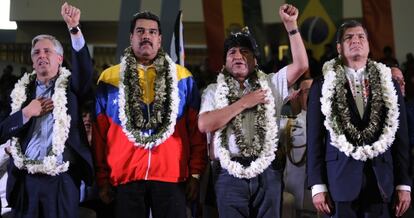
[10,0,121,21]
[343,0,362,19]
[10,0,202,22]
[9,0,365,22]
[261,0,363,23]
[9,0,414,63]
[392,0,414,63]
[261,0,284,23]
[141,0,161,16]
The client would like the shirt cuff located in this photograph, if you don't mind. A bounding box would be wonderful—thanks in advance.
[71,34,85,52]
[311,184,328,197]
[22,113,29,124]
[396,185,411,192]
[191,174,200,180]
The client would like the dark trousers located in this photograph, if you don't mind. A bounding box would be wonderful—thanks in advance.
[214,166,283,218]
[327,162,392,218]
[327,202,391,218]
[115,180,186,218]
[12,172,79,218]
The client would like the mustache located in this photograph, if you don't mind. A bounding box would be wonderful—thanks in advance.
[139,40,153,47]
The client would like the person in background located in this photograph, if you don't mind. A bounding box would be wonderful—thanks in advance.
[379,46,399,68]
[280,78,315,217]
[392,66,414,218]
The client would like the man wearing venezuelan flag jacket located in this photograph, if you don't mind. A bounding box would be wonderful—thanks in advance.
[93,11,207,218]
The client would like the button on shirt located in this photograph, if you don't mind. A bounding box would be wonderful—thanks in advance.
[344,66,367,117]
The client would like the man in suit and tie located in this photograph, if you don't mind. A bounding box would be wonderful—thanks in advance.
[0,2,93,217]
[307,20,411,218]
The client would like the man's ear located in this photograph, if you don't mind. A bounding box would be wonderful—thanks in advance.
[336,43,341,55]
[58,55,63,65]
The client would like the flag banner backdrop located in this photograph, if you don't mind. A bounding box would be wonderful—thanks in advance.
[287,0,342,60]
[202,0,243,72]
[161,0,181,52]
[170,10,185,66]
[203,0,266,72]
[362,0,395,60]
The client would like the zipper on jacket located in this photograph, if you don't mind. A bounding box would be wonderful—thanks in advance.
[142,66,152,180]
[145,150,152,180]
[144,68,151,125]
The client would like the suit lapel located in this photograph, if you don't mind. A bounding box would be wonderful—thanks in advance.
[345,83,363,121]
[345,82,373,128]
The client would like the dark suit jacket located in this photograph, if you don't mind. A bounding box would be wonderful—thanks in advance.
[307,76,412,202]
[0,45,94,207]
[406,99,414,146]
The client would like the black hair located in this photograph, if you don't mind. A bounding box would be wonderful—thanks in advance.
[130,11,162,34]
[223,29,260,61]
[336,20,368,43]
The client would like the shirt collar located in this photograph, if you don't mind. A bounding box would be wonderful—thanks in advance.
[137,63,155,71]
[240,79,252,94]
[36,75,58,87]
[344,65,366,77]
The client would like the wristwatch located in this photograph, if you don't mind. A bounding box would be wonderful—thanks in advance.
[288,28,299,36]
[69,25,80,34]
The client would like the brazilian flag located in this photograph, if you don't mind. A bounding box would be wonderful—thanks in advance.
[287,0,342,59]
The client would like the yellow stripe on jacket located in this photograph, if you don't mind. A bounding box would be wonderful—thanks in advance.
[98,64,193,104]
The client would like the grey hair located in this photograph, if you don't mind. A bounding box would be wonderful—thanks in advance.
[31,34,64,56]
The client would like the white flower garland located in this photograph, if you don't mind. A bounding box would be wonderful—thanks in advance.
[9,68,71,175]
[214,70,279,179]
[321,59,399,161]
[118,55,180,149]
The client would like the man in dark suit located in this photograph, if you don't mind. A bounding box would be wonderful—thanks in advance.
[0,2,93,218]
[307,20,411,218]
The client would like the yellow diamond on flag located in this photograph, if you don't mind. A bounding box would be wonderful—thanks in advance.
[298,0,337,59]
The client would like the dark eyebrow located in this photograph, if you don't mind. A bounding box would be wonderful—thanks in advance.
[135,27,158,31]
